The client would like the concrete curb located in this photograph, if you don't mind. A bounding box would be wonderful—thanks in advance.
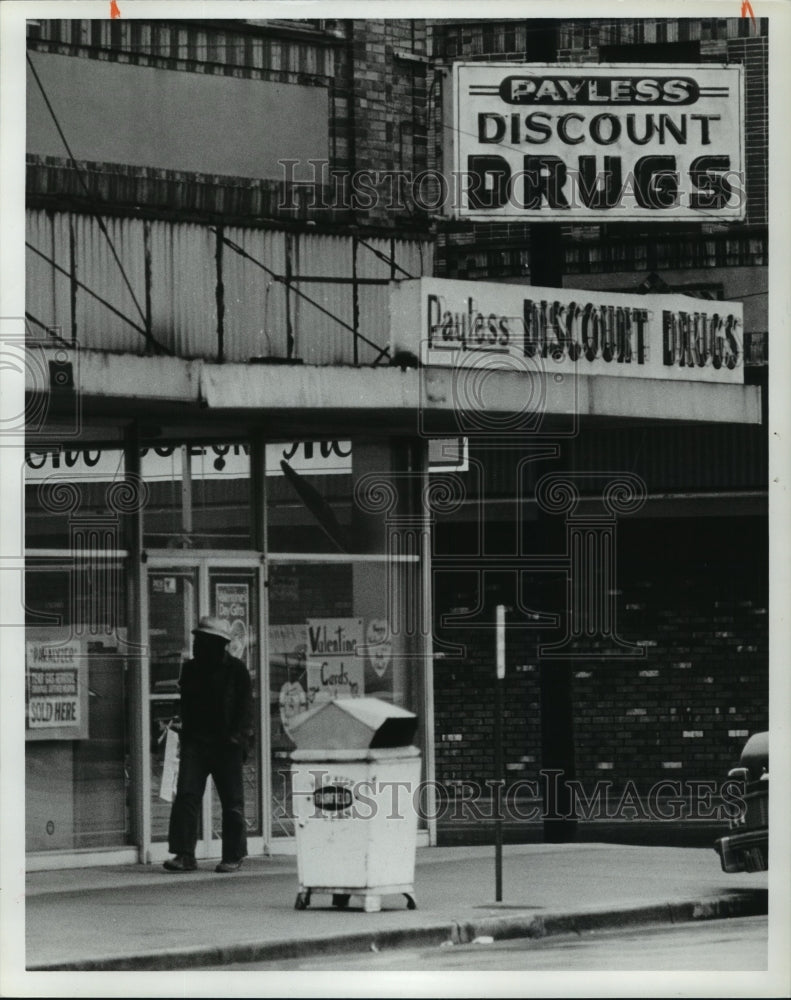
[27,891,767,972]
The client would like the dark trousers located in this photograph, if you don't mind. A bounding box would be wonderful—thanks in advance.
[168,738,247,862]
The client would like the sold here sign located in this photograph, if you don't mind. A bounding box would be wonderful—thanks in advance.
[448,63,744,220]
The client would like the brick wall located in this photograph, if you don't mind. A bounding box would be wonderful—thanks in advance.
[433,619,543,789]
[431,517,768,802]
[572,549,769,793]
[728,35,769,226]
[348,20,429,226]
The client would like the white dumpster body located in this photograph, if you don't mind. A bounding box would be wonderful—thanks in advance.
[291,746,421,912]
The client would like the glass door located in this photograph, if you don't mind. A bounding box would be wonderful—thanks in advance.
[145,560,263,861]
[208,568,262,845]
[147,567,198,851]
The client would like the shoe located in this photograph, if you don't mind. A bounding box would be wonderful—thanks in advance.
[163,854,197,872]
[215,859,244,873]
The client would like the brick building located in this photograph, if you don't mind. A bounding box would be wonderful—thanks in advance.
[16,15,768,866]
[426,17,768,842]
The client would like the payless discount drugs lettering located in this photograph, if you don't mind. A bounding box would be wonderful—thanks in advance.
[453,64,744,219]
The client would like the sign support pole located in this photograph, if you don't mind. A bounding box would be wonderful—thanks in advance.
[494,603,506,902]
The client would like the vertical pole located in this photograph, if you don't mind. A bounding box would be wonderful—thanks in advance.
[352,234,360,366]
[526,20,563,291]
[494,603,506,901]
[251,433,271,852]
[68,215,78,344]
[418,438,438,845]
[124,422,149,860]
[285,231,294,360]
[215,224,225,364]
[180,444,192,541]
[524,18,577,847]
[143,219,153,354]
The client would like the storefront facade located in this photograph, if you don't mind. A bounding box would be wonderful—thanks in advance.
[23,273,762,867]
[25,427,439,865]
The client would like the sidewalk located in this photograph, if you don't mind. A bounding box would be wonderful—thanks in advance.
[24,843,768,971]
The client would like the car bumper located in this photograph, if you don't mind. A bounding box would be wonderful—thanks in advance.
[714,828,768,873]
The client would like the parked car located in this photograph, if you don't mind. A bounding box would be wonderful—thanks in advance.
[714,730,768,873]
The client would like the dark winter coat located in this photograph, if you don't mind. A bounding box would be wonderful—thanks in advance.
[178,651,254,748]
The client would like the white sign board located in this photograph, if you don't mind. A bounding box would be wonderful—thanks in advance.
[25,438,468,480]
[24,441,352,483]
[390,278,743,384]
[25,636,89,740]
[449,62,744,220]
[306,618,365,704]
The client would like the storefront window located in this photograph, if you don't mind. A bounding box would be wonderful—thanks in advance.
[24,435,429,856]
[266,439,422,555]
[25,447,126,549]
[142,444,253,550]
[268,560,424,836]
[265,438,427,838]
[25,564,132,851]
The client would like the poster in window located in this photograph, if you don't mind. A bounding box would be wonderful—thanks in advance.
[215,582,250,669]
[306,617,365,704]
[25,635,89,741]
[269,623,308,740]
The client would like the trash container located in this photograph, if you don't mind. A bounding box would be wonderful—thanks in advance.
[290,697,421,913]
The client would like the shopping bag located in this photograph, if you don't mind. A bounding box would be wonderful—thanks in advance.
[159,726,180,802]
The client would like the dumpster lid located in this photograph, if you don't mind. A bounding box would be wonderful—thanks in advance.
[288,697,418,750]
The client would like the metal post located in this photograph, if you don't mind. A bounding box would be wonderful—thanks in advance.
[124,423,149,860]
[494,603,506,901]
[285,231,294,359]
[352,234,359,366]
[215,224,225,363]
[143,219,153,354]
[180,444,192,540]
[68,215,78,344]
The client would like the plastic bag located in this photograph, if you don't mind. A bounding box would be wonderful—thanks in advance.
[159,726,180,802]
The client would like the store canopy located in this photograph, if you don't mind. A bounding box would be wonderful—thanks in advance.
[26,348,762,438]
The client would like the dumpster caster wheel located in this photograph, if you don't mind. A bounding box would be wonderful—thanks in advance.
[332,894,351,909]
[404,893,417,910]
[295,891,311,910]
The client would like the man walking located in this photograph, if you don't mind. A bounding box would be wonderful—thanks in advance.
[163,616,254,873]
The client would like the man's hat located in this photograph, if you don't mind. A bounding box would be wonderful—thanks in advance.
[192,616,232,642]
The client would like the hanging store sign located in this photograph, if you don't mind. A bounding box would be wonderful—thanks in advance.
[390,278,743,384]
[23,441,351,483]
[25,438,468,480]
[448,63,744,220]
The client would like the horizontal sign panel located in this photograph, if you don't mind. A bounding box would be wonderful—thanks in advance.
[449,63,744,220]
[390,278,744,384]
[25,438,468,482]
